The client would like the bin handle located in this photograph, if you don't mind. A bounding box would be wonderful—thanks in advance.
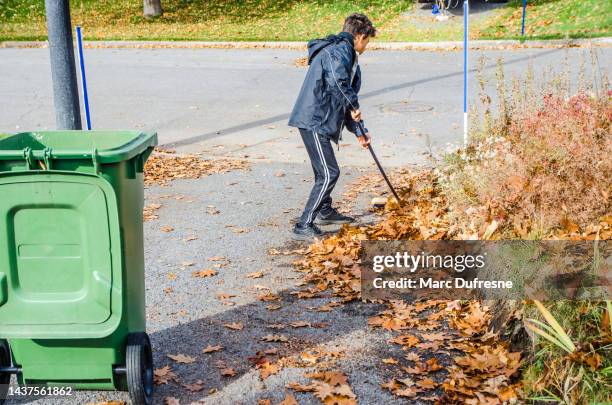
[22,147,34,170]
[0,272,6,306]
[92,148,100,174]
[43,147,53,170]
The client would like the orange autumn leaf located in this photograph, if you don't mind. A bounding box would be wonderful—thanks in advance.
[192,269,217,278]
[167,354,196,364]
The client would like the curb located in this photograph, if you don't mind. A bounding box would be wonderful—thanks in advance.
[1,37,610,51]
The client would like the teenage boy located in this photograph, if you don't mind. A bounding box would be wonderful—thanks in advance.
[288,13,376,240]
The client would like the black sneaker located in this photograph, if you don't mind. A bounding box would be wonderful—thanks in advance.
[316,208,355,225]
[292,223,323,241]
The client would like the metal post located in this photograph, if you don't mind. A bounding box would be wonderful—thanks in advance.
[463,0,469,146]
[75,26,91,130]
[45,0,82,130]
[521,0,527,36]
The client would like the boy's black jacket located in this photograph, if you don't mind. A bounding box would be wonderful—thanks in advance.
[288,32,365,142]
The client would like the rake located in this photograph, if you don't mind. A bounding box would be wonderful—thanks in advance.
[356,121,402,203]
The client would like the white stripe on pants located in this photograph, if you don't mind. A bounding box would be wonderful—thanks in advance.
[305,131,330,224]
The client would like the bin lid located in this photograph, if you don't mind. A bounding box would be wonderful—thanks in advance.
[0,171,123,338]
[0,131,157,164]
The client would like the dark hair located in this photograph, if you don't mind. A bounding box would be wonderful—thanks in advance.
[342,13,377,38]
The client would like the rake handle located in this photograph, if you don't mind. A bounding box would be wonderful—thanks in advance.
[356,120,402,203]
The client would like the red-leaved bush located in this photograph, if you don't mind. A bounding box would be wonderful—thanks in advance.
[442,90,611,238]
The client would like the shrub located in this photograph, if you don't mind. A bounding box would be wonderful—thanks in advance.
[439,55,611,239]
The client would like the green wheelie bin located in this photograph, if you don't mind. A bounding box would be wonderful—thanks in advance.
[0,130,157,405]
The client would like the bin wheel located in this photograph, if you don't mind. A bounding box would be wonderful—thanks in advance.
[0,340,10,405]
[126,333,154,405]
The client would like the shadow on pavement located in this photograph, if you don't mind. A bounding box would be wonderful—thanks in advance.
[148,278,386,403]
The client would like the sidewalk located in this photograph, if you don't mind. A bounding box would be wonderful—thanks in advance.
[2,37,610,51]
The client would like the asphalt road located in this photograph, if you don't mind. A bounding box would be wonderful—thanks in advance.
[1,46,609,166]
[0,46,610,404]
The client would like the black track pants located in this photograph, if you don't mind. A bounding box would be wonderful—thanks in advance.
[298,129,340,226]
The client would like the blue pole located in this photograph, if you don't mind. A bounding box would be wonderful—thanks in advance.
[463,0,469,146]
[75,26,92,130]
[521,0,527,36]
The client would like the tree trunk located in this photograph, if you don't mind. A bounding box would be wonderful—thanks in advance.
[143,0,162,18]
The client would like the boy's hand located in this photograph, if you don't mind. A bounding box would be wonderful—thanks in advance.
[358,133,371,149]
[351,109,362,121]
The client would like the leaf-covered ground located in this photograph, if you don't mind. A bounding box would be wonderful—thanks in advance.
[137,150,609,404]
[136,80,610,404]
[0,0,609,42]
[293,170,526,403]
[289,84,612,403]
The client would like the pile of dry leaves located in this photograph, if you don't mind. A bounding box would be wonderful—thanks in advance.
[295,170,449,301]
[371,300,522,404]
[144,149,249,186]
[294,168,526,403]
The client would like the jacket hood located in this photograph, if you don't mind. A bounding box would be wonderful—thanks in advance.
[307,32,354,64]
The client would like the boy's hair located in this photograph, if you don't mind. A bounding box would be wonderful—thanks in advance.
[342,13,377,38]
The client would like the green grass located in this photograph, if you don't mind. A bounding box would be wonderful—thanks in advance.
[0,0,609,42]
[478,0,612,40]
[522,301,612,404]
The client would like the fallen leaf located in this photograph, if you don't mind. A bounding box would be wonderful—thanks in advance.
[167,354,196,364]
[261,334,288,342]
[202,345,223,354]
[382,317,404,330]
[220,368,236,377]
[258,293,280,302]
[143,203,162,222]
[306,371,348,386]
[405,352,421,362]
[279,393,298,405]
[192,269,217,278]
[223,322,244,330]
[230,227,249,234]
[154,366,176,385]
[395,387,418,397]
[183,380,204,392]
[416,377,437,390]
[287,381,317,392]
[300,352,319,364]
[391,334,420,347]
[258,361,281,379]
